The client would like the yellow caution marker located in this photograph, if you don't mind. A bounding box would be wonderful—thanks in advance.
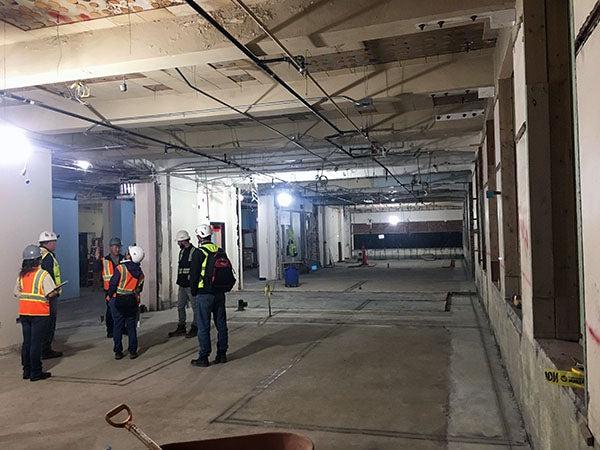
[544,369,584,389]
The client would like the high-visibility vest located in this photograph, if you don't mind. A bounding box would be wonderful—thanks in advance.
[198,243,219,289]
[40,247,61,285]
[116,264,143,296]
[18,269,50,316]
[178,246,198,277]
[102,255,122,291]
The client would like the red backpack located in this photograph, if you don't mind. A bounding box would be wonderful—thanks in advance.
[202,247,237,293]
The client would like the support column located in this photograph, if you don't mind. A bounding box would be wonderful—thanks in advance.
[483,120,500,285]
[495,77,521,300]
[517,0,579,339]
[134,182,158,311]
[258,194,278,280]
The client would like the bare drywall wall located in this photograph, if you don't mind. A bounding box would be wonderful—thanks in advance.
[0,148,52,350]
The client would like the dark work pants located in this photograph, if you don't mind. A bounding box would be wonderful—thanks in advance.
[109,297,138,354]
[42,297,58,355]
[105,302,113,335]
[21,316,48,378]
[195,293,228,359]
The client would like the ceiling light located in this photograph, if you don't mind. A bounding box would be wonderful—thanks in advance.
[364,199,374,204]
[378,234,385,240]
[276,191,293,208]
[0,123,32,166]
[388,215,400,226]
[75,160,92,171]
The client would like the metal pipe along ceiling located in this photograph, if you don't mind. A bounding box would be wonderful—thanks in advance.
[183,0,419,201]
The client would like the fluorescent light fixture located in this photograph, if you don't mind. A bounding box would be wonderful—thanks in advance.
[0,123,32,166]
[364,199,374,204]
[388,215,400,226]
[378,234,385,240]
[75,160,92,171]
[276,191,293,207]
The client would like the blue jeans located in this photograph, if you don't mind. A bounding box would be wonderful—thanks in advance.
[109,297,138,354]
[21,316,47,377]
[195,293,228,359]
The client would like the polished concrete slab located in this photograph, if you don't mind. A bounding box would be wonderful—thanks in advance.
[0,260,529,449]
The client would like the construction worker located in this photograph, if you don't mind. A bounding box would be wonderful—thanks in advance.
[106,246,145,360]
[38,231,63,359]
[189,224,230,367]
[168,230,200,338]
[14,245,58,381]
[101,238,124,338]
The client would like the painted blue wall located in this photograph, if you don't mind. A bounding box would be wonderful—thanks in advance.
[110,200,135,249]
[242,208,257,230]
[52,197,80,300]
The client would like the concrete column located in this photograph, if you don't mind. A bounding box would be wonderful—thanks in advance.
[52,195,81,300]
[495,77,521,300]
[257,194,278,280]
[156,174,173,309]
[483,120,500,284]
[134,182,158,311]
[516,0,579,339]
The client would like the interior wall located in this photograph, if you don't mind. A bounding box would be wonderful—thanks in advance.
[110,200,135,249]
[52,197,80,300]
[574,0,600,438]
[0,148,52,350]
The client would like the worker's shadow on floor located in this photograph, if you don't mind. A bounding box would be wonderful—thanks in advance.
[228,325,345,362]
[137,323,186,356]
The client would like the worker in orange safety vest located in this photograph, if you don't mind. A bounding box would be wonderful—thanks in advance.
[14,245,59,382]
[101,237,124,338]
[106,246,145,360]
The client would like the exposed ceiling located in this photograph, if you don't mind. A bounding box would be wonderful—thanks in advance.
[0,0,515,204]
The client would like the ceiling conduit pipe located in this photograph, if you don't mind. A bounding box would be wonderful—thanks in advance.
[183,0,418,201]
[0,91,354,205]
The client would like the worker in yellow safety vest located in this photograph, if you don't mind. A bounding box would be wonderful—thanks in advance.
[101,237,124,338]
[38,231,63,360]
[106,246,145,360]
[189,224,230,367]
[14,245,59,382]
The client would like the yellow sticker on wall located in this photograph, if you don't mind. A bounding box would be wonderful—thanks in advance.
[544,369,585,389]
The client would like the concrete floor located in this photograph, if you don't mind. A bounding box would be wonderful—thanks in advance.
[0,260,529,449]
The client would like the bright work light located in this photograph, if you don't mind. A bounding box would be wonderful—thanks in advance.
[388,215,400,226]
[0,123,32,165]
[75,160,92,171]
[276,191,293,207]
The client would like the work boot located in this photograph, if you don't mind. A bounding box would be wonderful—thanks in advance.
[129,352,139,360]
[41,350,63,360]
[214,354,227,364]
[30,372,51,382]
[115,351,125,360]
[190,357,209,367]
[185,324,198,338]
[168,324,186,338]
[22,371,30,380]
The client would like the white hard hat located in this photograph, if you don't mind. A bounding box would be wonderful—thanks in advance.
[128,246,145,264]
[195,224,212,239]
[39,231,59,243]
[175,230,191,242]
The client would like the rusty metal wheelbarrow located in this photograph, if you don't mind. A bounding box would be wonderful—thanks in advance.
[106,404,314,450]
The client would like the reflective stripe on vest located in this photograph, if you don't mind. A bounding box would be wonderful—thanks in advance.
[197,243,219,289]
[41,247,62,285]
[116,264,140,295]
[102,259,114,290]
[18,269,50,316]
[178,247,197,276]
